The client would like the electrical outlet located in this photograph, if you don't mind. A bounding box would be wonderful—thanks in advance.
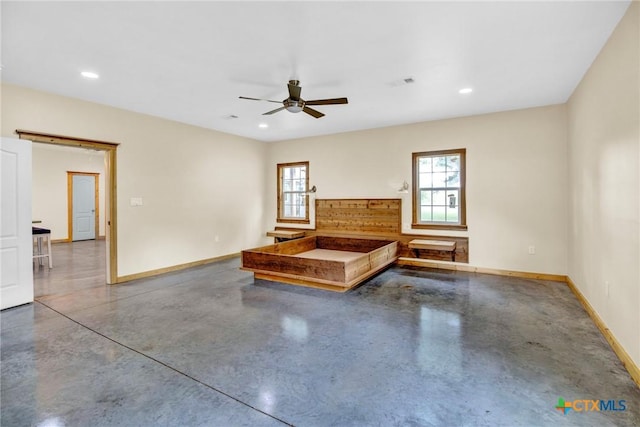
[214,235,220,242]
[528,245,536,255]
[605,281,610,297]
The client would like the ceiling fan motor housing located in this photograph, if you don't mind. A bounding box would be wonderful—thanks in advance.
[285,99,304,113]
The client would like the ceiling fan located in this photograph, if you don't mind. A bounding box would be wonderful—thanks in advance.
[239,80,348,118]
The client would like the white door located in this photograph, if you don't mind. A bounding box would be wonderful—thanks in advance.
[72,175,96,241]
[1,137,33,310]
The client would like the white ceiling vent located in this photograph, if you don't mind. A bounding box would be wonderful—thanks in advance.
[390,77,416,87]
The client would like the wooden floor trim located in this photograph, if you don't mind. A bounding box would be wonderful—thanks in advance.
[396,257,566,282]
[566,276,640,388]
[117,253,240,283]
[52,236,105,244]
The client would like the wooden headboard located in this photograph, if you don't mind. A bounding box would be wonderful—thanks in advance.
[315,199,401,236]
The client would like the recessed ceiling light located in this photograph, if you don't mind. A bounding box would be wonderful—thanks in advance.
[458,87,473,94]
[258,123,268,129]
[81,71,99,79]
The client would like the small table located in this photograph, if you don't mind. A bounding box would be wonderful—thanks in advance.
[408,239,456,261]
[266,230,306,243]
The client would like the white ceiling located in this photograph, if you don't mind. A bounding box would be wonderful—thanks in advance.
[1,1,631,142]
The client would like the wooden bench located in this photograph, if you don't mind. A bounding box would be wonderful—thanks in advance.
[408,239,456,262]
[266,230,306,243]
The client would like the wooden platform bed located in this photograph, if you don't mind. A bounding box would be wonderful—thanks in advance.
[241,199,402,292]
[241,235,398,292]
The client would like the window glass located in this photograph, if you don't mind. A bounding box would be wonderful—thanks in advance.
[277,162,310,223]
[413,149,466,229]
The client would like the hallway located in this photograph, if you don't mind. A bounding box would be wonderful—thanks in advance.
[2,243,639,426]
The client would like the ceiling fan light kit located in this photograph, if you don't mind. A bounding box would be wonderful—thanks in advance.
[285,100,304,113]
[240,80,348,119]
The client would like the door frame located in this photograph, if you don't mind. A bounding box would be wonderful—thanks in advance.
[67,171,100,242]
[16,129,119,284]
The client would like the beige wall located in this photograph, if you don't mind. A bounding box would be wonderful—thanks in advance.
[32,144,106,240]
[266,104,569,275]
[567,2,639,366]
[1,84,267,277]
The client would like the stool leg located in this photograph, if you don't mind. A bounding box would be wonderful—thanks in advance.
[37,236,44,266]
[47,233,53,268]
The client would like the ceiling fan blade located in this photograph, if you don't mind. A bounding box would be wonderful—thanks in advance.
[288,82,301,100]
[303,106,325,119]
[263,106,287,115]
[239,96,282,104]
[304,97,348,106]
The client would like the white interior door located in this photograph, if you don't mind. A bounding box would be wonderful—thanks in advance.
[72,175,96,241]
[1,137,33,310]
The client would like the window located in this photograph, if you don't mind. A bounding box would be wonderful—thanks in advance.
[412,149,466,230]
[277,161,310,223]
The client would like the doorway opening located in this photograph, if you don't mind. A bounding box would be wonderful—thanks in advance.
[16,130,118,284]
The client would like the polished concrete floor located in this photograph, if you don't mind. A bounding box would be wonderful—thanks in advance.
[1,241,639,426]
